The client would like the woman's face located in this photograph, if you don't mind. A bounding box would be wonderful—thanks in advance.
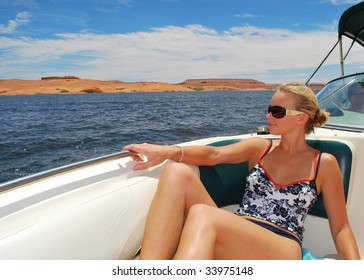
[267,90,302,135]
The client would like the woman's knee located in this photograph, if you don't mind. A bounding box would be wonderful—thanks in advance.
[186,204,216,229]
[157,162,198,195]
[163,162,197,178]
[160,162,199,188]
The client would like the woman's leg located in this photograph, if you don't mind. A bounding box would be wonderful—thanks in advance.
[140,162,217,260]
[174,204,302,260]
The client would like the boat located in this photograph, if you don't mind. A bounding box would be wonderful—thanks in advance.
[1,2,364,260]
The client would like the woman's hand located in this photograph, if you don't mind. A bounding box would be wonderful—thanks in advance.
[123,143,175,170]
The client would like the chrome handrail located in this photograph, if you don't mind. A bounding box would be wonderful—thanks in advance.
[0,150,132,192]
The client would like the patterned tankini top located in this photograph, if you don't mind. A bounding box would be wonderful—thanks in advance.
[235,139,321,240]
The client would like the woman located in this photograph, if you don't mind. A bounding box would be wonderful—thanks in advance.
[123,82,360,260]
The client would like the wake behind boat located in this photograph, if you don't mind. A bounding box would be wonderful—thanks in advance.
[1,2,364,259]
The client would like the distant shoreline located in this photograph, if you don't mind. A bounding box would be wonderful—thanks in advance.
[0,77,324,96]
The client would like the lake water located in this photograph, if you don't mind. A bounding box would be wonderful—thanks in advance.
[0,90,275,184]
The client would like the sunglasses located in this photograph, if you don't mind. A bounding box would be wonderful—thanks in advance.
[268,105,303,119]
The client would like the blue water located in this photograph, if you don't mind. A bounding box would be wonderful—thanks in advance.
[0,90,274,184]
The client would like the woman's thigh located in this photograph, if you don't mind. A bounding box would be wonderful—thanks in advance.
[205,207,302,259]
[158,162,217,214]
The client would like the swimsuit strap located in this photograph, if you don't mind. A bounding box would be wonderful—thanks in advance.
[259,139,273,161]
[313,150,322,180]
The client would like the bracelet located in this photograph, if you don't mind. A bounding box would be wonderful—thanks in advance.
[174,145,184,163]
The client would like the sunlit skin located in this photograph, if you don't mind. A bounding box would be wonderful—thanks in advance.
[124,89,360,260]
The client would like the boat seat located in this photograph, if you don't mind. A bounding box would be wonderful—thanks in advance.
[198,138,352,219]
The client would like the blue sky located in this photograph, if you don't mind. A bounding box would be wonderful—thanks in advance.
[0,0,363,84]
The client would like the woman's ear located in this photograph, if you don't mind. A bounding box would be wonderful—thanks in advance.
[298,113,309,126]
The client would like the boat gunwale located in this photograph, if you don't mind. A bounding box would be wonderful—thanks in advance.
[0,150,132,193]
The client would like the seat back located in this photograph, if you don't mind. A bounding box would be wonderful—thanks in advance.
[199,138,352,218]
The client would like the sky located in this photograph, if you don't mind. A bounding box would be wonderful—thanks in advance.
[0,0,363,84]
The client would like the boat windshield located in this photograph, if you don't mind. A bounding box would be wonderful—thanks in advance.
[317,72,364,130]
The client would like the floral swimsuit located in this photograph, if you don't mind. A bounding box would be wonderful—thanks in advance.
[235,139,321,242]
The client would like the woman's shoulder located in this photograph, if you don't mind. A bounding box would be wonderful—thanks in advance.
[319,152,339,166]
[244,137,271,144]
[234,137,272,162]
[238,137,271,150]
[316,152,340,176]
[316,152,342,192]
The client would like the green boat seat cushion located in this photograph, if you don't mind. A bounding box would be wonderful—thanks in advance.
[199,138,352,219]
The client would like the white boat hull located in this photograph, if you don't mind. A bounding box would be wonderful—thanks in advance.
[0,155,163,259]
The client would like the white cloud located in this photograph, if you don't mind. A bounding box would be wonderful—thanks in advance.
[0,11,31,34]
[0,12,30,34]
[234,13,261,19]
[0,24,362,84]
[317,20,339,32]
[116,0,133,6]
[324,0,362,5]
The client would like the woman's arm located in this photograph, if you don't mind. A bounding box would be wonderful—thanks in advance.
[318,153,361,259]
[123,137,268,171]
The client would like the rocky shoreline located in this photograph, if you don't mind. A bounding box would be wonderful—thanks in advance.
[0,77,323,95]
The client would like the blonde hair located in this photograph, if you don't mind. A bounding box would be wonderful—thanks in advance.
[278,82,329,134]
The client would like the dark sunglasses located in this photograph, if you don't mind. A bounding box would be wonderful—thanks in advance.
[268,105,303,119]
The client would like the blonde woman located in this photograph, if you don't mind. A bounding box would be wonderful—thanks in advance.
[124,82,360,260]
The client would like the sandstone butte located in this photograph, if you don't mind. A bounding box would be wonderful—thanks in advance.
[0,77,324,96]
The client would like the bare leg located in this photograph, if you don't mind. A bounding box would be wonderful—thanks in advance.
[174,204,302,260]
[140,162,216,259]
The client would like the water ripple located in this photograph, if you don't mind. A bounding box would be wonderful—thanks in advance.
[0,91,274,183]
